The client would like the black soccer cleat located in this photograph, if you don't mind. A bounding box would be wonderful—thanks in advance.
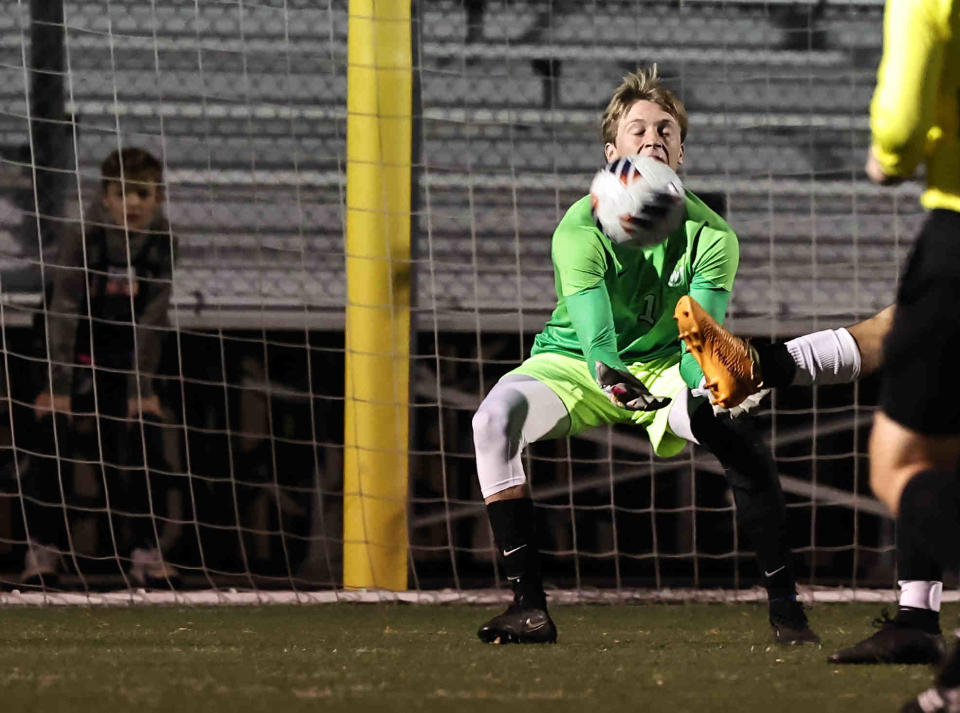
[769,597,821,645]
[902,637,960,711]
[900,686,960,713]
[477,601,557,645]
[829,610,945,664]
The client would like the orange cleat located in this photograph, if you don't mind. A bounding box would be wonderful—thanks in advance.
[673,295,762,408]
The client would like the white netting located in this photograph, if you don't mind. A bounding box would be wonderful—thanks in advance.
[0,0,921,599]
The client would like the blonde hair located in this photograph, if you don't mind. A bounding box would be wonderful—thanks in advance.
[600,65,687,147]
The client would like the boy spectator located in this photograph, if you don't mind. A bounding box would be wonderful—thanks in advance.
[21,147,180,589]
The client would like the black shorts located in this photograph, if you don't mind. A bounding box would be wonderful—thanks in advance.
[880,209,960,435]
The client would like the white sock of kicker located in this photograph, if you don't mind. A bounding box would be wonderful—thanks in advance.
[785,327,861,386]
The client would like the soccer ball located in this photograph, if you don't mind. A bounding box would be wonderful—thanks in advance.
[589,154,685,247]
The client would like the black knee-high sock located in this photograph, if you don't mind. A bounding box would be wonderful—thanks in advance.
[896,518,943,633]
[898,470,960,575]
[691,405,796,599]
[486,497,545,607]
[904,469,960,687]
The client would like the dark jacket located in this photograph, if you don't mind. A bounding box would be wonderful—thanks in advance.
[44,202,176,398]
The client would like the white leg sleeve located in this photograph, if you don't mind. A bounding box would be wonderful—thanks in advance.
[666,387,705,445]
[785,327,862,386]
[472,374,570,499]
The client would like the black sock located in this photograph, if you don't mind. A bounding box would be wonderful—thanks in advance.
[897,470,960,687]
[764,567,798,602]
[486,497,545,607]
[754,342,797,388]
[898,470,960,573]
[691,405,797,600]
[895,512,943,635]
[898,523,943,583]
[894,606,941,634]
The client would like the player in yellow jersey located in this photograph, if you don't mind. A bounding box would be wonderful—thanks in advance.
[871,0,960,705]
[675,0,959,685]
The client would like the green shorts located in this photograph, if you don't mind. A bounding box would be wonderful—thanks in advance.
[507,352,688,458]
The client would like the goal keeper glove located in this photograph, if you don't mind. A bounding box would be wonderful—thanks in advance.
[595,362,671,412]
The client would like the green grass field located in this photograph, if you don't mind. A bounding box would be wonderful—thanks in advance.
[0,602,949,712]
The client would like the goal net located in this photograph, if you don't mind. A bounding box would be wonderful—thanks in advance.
[0,0,922,602]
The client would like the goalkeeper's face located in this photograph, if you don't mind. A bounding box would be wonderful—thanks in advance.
[102,178,162,233]
[604,99,684,171]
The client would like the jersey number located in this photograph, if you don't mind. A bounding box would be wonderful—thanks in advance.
[637,294,657,327]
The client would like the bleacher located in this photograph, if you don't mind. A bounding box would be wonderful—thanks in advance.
[0,0,918,335]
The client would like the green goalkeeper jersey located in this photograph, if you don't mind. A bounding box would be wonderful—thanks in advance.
[530,189,739,387]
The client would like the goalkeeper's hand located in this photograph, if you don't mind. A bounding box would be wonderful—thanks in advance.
[595,362,671,411]
[691,377,770,418]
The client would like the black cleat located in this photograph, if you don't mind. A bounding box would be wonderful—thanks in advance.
[830,610,945,664]
[478,601,557,645]
[902,637,960,711]
[769,597,821,645]
[901,686,960,712]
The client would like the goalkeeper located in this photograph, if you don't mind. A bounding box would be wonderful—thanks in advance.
[473,66,818,646]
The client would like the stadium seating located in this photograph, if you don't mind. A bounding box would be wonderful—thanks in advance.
[0,0,913,334]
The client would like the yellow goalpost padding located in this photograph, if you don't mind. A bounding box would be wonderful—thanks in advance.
[343,0,412,590]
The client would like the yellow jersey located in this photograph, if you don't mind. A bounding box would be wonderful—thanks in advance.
[870,0,960,212]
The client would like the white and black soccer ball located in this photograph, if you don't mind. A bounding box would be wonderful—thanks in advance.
[589,154,685,247]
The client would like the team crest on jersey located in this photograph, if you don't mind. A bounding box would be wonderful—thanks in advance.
[667,265,684,287]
